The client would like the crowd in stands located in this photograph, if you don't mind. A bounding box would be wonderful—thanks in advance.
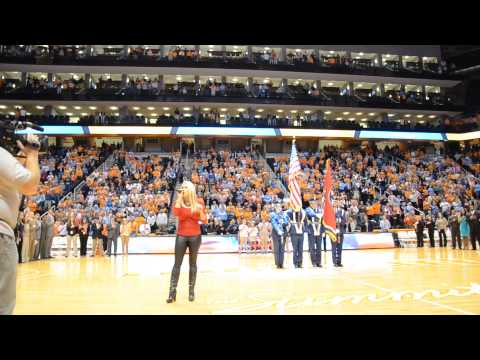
[0,45,458,79]
[189,149,284,250]
[270,144,480,249]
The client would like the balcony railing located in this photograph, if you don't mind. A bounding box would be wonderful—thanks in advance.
[0,86,463,112]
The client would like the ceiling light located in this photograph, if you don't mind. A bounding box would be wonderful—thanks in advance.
[327,82,334,86]
[74,106,82,110]
[109,106,118,110]
[304,110,311,114]
[162,107,170,111]
[405,114,411,118]
[336,117,342,121]
[150,113,158,117]
[277,110,284,113]
[66,112,73,116]
[348,118,355,121]
[114,113,119,116]
[89,106,97,110]
[416,115,424,118]
[9,112,15,116]
[220,108,227,112]
[237,108,245,112]
[343,112,350,115]
[388,114,395,117]
[147,106,155,110]
[368,113,376,116]
[361,118,367,121]
[133,107,140,110]
[356,112,363,115]
[325,111,332,115]
[202,108,210,111]
[36,105,44,110]
[0,105,6,109]
[58,106,67,110]
[291,110,298,113]
[81,113,88,116]
[329,51,334,54]
[183,107,191,111]
[357,83,363,87]
[428,115,436,118]
[359,52,364,56]
[136,113,143,116]
[256,109,264,112]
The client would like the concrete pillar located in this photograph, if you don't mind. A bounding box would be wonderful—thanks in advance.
[121,73,128,87]
[158,74,164,90]
[247,77,254,92]
[315,80,322,90]
[86,45,93,56]
[281,78,288,90]
[398,55,404,69]
[378,83,385,97]
[421,85,427,100]
[280,47,287,62]
[348,81,355,96]
[120,105,129,118]
[44,105,53,117]
[376,53,382,67]
[84,73,91,89]
[123,45,129,57]
[21,72,27,86]
[418,56,424,71]
[247,45,253,62]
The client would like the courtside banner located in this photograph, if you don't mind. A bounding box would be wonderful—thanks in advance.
[175,127,277,137]
[446,131,480,141]
[280,129,355,138]
[359,130,444,141]
[88,126,172,135]
[16,125,85,135]
[52,235,239,254]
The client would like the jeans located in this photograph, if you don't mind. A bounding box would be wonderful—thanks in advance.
[169,235,202,291]
[0,234,18,315]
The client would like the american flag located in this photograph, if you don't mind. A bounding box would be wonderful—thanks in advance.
[288,141,302,211]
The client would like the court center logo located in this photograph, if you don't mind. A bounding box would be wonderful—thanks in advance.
[212,283,480,314]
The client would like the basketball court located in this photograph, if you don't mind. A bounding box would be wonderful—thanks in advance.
[14,248,480,315]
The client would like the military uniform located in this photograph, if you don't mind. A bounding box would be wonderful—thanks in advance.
[270,210,286,268]
[286,209,307,268]
[306,206,323,267]
[332,209,347,267]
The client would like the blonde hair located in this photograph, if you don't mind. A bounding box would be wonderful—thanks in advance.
[181,181,203,214]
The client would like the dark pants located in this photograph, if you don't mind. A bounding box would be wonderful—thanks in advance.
[438,230,447,247]
[428,231,435,247]
[102,235,108,252]
[416,231,424,247]
[308,233,322,266]
[331,236,343,265]
[451,230,461,249]
[107,237,118,255]
[169,235,202,291]
[79,234,88,256]
[470,231,479,250]
[290,233,304,267]
[271,231,285,268]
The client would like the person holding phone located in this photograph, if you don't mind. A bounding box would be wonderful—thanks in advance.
[166,181,206,303]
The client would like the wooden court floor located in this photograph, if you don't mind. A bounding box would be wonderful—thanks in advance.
[14,248,480,315]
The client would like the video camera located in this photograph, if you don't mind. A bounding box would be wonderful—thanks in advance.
[0,119,44,156]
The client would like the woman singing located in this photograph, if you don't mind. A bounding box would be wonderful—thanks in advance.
[167,181,206,303]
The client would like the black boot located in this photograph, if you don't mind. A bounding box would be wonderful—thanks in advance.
[189,266,197,302]
[166,268,179,304]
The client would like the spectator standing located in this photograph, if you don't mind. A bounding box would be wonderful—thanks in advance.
[65,213,79,257]
[120,219,131,255]
[435,214,448,247]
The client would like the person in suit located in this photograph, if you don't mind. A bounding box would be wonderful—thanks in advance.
[468,211,479,250]
[40,210,55,259]
[107,219,121,256]
[415,215,425,248]
[425,215,435,247]
[101,223,109,255]
[306,201,323,268]
[448,212,462,249]
[90,219,104,257]
[435,214,448,247]
[32,213,42,260]
[78,218,90,257]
